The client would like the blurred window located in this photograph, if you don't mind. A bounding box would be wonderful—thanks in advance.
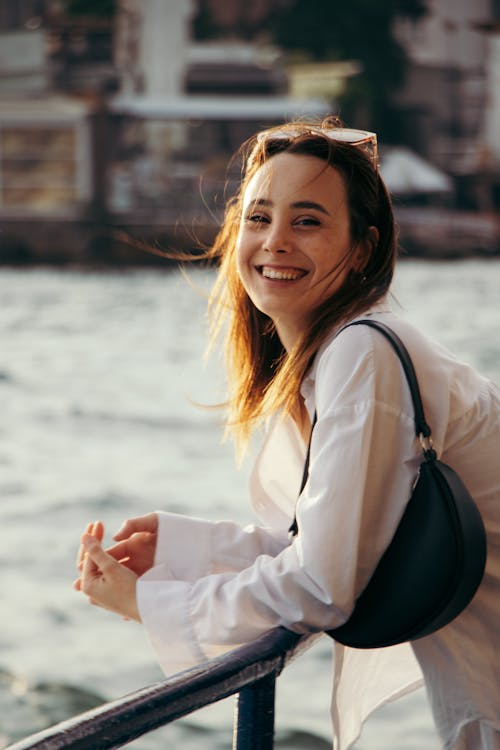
[107,116,268,216]
[0,121,90,214]
[0,1,42,30]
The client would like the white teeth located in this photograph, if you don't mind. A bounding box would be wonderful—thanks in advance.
[261,267,304,281]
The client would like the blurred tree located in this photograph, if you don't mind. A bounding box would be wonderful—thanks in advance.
[193,0,275,41]
[192,0,221,39]
[268,0,427,138]
[63,0,116,17]
[193,0,428,140]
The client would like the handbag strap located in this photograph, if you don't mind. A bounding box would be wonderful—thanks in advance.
[347,320,432,440]
[289,318,434,537]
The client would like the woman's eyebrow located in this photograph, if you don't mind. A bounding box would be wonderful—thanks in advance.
[245,198,331,216]
[292,200,330,216]
[246,198,272,208]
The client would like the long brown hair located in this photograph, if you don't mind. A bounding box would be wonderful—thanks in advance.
[207,117,398,453]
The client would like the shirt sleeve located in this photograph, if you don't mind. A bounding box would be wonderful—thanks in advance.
[151,510,290,580]
[137,326,421,676]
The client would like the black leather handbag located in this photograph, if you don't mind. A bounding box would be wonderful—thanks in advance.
[290,319,487,649]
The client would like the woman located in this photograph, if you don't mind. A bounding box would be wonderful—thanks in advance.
[75,118,500,749]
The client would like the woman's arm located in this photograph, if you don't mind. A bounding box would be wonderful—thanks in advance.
[77,326,421,676]
[137,329,420,674]
[146,511,290,580]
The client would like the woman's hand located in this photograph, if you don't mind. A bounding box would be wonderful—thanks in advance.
[113,513,158,542]
[78,531,141,622]
[74,515,158,619]
[107,513,158,577]
[75,514,158,582]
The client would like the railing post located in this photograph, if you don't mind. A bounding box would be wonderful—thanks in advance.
[233,673,277,750]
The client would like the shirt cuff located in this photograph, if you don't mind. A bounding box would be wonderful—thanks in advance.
[153,511,216,581]
[137,571,207,675]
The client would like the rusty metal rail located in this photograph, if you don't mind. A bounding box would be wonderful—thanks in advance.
[7,628,318,750]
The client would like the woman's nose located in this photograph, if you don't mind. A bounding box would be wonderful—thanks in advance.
[263,222,291,254]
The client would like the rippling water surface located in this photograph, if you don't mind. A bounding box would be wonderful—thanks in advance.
[1,261,499,749]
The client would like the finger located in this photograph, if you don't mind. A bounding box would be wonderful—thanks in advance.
[82,535,116,575]
[106,532,154,559]
[82,540,100,583]
[80,542,105,601]
[113,514,157,541]
[77,521,105,571]
[76,522,94,569]
[105,539,131,562]
[93,520,104,542]
[73,577,97,594]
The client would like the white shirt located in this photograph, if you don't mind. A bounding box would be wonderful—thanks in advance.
[137,301,500,749]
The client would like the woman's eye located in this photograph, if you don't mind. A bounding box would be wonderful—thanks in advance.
[246,213,269,224]
[295,216,320,226]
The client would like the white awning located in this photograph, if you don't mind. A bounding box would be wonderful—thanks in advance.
[110,94,328,121]
[380,147,453,194]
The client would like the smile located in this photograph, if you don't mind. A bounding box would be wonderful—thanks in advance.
[258,265,307,281]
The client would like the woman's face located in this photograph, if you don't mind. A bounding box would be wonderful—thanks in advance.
[236,151,369,350]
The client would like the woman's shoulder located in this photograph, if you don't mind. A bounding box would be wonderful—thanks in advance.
[310,308,413,383]
[308,306,493,435]
[302,309,411,417]
[314,307,457,376]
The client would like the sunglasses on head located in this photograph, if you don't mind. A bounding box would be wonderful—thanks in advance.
[257,127,378,170]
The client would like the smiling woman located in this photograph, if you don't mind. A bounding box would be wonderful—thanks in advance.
[203,121,395,447]
[235,152,377,352]
[75,117,500,750]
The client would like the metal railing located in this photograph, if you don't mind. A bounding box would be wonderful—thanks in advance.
[7,628,319,750]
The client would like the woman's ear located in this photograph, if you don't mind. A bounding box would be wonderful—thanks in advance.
[354,226,379,272]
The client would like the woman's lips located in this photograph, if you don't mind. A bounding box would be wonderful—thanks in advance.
[257,265,308,281]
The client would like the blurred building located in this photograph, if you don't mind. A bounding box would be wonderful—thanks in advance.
[188,0,500,212]
[393,0,500,209]
[0,0,328,263]
[0,0,498,263]
[0,1,97,262]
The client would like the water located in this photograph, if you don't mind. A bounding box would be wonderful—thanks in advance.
[1,261,499,749]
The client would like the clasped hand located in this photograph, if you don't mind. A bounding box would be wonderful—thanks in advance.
[74,513,158,622]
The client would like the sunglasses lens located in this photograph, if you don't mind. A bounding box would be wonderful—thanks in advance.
[324,129,376,144]
[257,127,378,167]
